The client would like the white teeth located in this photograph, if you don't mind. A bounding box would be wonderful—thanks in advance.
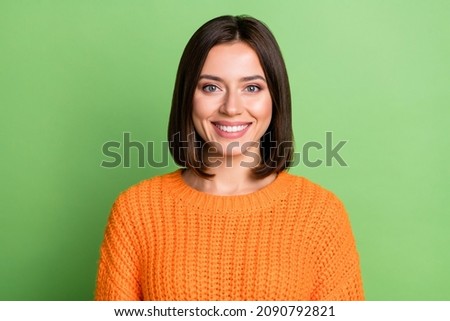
[215,124,249,133]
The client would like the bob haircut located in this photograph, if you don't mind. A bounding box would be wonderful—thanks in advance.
[168,15,294,179]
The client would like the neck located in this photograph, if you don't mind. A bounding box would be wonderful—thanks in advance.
[182,151,276,196]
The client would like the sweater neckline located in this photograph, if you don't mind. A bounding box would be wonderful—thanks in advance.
[164,169,294,211]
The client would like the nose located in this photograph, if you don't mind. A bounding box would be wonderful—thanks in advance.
[219,90,243,116]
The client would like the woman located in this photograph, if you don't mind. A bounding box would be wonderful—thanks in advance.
[95,15,364,300]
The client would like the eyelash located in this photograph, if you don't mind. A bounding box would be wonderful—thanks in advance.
[201,84,261,93]
[202,85,219,92]
[245,85,261,93]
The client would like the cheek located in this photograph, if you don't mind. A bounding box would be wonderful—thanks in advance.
[191,107,203,135]
[192,92,212,140]
[192,91,213,119]
[251,94,272,124]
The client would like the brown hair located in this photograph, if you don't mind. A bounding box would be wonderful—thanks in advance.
[168,15,293,178]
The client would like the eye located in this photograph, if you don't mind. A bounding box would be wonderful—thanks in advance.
[202,84,219,93]
[245,85,260,93]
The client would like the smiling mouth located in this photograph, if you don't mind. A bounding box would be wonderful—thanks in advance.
[212,122,251,133]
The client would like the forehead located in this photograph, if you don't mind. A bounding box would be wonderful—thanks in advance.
[200,41,265,76]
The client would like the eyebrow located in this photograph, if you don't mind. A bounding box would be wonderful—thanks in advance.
[198,74,267,82]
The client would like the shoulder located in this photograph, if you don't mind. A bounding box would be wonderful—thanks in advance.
[282,171,349,223]
[113,170,180,207]
[283,173,357,252]
[121,169,180,195]
[284,171,344,205]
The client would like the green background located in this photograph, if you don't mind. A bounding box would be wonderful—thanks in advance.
[1,0,449,300]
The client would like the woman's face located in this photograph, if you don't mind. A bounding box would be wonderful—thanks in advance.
[192,41,272,158]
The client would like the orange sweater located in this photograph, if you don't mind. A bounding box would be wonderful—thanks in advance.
[95,170,364,300]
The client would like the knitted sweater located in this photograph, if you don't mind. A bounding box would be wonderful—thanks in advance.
[95,169,364,300]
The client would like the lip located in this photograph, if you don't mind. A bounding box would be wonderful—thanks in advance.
[211,121,252,139]
[212,121,252,126]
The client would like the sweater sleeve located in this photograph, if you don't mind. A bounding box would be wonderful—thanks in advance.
[95,194,142,300]
[311,193,364,301]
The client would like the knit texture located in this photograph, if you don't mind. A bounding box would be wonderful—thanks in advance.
[95,170,364,300]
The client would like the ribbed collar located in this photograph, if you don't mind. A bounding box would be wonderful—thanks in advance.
[164,169,295,212]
